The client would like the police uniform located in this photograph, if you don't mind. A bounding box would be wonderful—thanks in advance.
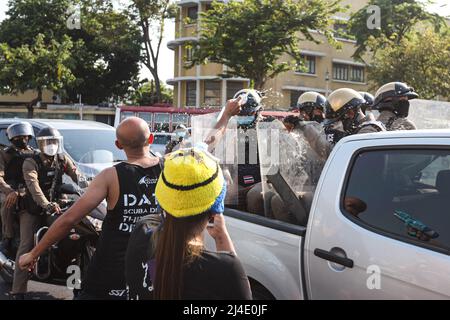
[377,110,417,131]
[0,146,36,241]
[373,82,418,131]
[11,152,78,294]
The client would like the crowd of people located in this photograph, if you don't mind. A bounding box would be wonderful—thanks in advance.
[0,81,418,300]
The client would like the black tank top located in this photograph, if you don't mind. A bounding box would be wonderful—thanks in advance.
[82,161,161,298]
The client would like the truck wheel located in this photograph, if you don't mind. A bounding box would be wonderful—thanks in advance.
[249,279,275,300]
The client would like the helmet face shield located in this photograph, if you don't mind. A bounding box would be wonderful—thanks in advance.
[37,136,64,156]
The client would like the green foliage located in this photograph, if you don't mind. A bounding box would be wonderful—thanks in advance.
[349,0,446,60]
[128,80,173,105]
[0,33,75,97]
[188,0,341,89]
[368,28,450,100]
[0,0,142,105]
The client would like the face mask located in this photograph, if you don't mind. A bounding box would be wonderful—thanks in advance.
[12,139,27,149]
[237,115,256,127]
[43,144,59,156]
[394,100,410,118]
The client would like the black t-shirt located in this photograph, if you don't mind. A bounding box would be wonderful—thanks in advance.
[82,162,161,299]
[126,228,252,300]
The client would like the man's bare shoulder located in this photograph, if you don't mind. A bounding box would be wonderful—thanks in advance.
[93,166,118,184]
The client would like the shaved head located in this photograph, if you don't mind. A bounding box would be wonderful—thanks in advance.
[116,117,151,150]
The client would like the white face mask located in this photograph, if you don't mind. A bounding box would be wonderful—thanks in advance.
[43,144,59,156]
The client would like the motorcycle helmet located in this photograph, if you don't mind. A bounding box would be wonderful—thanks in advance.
[36,127,64,156]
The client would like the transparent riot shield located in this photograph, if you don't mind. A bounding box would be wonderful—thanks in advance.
[257,120,325,225]
[409,99,450,129]
[191,111,239,206]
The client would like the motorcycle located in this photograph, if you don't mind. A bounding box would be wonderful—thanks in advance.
[0,183,105,290]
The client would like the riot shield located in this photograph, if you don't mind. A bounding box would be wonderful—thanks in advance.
[409,99,450,129]
[191,111,239,206]
[257,120,325,225]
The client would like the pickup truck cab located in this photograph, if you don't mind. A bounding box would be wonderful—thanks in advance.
[208,129,450,300]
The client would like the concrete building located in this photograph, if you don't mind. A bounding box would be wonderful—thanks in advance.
[167,0,371,110]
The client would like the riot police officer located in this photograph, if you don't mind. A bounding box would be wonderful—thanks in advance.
[11,127,79,299]
[373,82,418,131]
[295,88,385,161]
[0,122,36,254]
[295,91,327,123]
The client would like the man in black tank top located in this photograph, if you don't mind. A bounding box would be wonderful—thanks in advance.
[18,117,161,300]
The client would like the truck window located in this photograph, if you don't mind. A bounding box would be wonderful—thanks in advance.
[343,149,450,254]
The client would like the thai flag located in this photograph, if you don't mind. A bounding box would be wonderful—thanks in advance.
[243,175,255,185]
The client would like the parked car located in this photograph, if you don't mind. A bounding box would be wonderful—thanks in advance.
[206,129,450,300]
[0,119,126,180]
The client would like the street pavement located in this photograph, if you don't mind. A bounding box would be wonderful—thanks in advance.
[0,277,73,300]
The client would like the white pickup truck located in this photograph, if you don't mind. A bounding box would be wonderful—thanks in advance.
[207,129,450,300]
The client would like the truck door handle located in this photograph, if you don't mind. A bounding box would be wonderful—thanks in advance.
[314,248,354,268]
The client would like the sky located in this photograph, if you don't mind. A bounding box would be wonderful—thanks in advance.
[0,0,448,85]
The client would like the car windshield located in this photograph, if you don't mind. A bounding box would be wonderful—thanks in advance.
[60,129,126,164]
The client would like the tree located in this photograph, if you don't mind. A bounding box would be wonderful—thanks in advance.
[188,0,341,90]
[367,28,450,100]
[128,80,173,105]
[128,0,177,103]
[0,0,142,105]
[349,0,446,60]
[0,34,76,118]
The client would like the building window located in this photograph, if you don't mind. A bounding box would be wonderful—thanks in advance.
[333,22,350,39]
[297,55,316,74]
[185,46,194,63]
[333,63,349,81]
[351,66,365,83]
[290,91,304,108]
[227,82,245,100]
[187,6,198,21]
[333,63,365,83]
[204,81,221,107]
[186,81,197,107]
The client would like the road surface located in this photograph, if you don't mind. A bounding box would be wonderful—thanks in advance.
[0,277,73,300]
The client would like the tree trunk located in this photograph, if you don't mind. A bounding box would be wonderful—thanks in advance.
[27,89,42,119]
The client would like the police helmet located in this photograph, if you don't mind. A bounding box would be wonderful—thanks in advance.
[6,122,34,141]
[296,92,326,112]
[233,89,263,116]
[373,82,418,110]
[36,127,64,156]
[325,88,365,120]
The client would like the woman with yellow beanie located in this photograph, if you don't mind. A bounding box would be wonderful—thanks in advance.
[126,148,252,300]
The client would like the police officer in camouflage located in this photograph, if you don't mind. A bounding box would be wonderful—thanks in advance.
[373,82,418,131]
[0,122,37,255]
